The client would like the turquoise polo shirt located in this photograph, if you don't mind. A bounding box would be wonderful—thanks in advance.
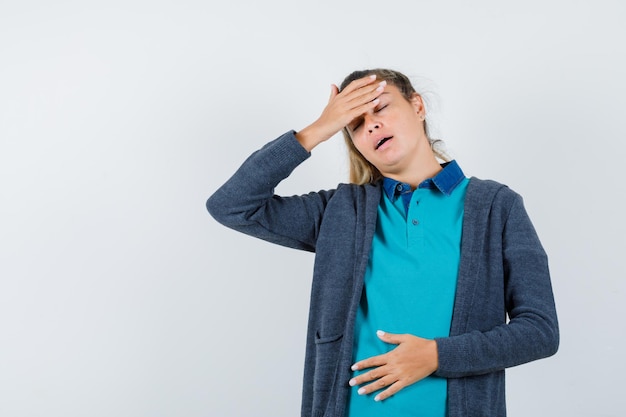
[346,161,468,417]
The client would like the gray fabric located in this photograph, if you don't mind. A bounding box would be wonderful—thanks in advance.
[207,131,559,417]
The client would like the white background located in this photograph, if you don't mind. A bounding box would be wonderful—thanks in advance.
[1,1,625,416]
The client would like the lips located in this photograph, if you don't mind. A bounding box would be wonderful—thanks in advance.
[375,136,393,150]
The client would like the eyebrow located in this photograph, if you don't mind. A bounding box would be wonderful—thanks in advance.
[375,92,390,102]
[376,92,391,102]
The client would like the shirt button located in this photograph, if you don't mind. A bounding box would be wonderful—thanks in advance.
[412,219,419,225]
[396,184,403,192]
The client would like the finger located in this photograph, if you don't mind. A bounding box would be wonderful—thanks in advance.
[354,373,398,396]
[376,329,405,345]
[345,96,380,121]
[340,74,378,95]
[328,84,339,102]
[351,352,387,371]
[349,362,395,390]
[350,375,393,395]
[344,80,386,108]
[349,365,379,387]
[344,79,385,102]
[323,80,382,121]
[374,380,406,402]
[339,82,385,124]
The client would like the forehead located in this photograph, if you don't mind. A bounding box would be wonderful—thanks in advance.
[379,83,411,103]
[381,83,402,96]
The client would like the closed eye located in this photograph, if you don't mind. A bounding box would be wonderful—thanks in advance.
[350,118,363,131]
[375,104,388,113]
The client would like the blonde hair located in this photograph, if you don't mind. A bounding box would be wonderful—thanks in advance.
[339,69,450,185]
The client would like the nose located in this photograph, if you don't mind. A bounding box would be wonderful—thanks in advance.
[365,114,380,134]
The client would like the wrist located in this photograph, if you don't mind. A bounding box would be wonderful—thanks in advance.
[295,123,332,152]
[428,339,439,373]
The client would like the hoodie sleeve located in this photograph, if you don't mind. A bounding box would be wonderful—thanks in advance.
[206,130,336,252]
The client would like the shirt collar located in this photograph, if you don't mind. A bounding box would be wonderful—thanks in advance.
[382,160,466,199]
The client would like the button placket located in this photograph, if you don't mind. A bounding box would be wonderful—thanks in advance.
[407,190,424,247]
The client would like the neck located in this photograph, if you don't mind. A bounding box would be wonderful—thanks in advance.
[381,139,442,189]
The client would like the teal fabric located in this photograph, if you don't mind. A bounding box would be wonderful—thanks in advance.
[347,176,468,417]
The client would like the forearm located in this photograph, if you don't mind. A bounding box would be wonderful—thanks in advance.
[208,130,308,211]
[434,313,558,378]
[295,121,342,152]
[206,131,326,251]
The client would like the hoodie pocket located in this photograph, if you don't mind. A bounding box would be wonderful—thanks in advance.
[313,332,343,393]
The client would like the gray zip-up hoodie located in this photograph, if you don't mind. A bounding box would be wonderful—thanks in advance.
[207,131,559,417]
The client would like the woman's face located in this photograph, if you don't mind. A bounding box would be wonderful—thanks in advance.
[346,83,427,178]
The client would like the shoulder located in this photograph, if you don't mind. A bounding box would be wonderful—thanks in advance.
[467,177,521,204]
[318,182,381,219]
[334,181,380,195]
[328,181,381,205]
[465,177,527,225]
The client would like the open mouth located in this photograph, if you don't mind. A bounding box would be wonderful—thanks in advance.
[375,136,393,150]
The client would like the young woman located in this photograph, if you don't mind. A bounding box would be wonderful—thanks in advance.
[207,69,559,417]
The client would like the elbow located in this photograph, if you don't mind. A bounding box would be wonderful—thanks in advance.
[544,306,560,357]
[545,321,560,358]
[206,193,218,218]
[206,190,249,229]
[514,309,560,362]
[540,332,559,360]
[206,192,230,224]
[536,314,560,359]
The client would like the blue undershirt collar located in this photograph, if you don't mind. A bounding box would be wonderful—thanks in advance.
[382,160,466,213]
[382,160,466,199]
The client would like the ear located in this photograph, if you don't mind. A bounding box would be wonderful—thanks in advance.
[410,93,425,116]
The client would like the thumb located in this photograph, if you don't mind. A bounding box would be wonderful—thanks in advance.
[377,330,404,345]
[328,84,339,102]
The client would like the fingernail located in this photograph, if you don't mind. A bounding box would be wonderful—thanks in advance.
[351,364,359,371]
[374,395,381,402]
[378,80,387,87]
[358,387,366,395]
[349,378,356,386]
[369,74,376,79]
[377,330,385,337]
